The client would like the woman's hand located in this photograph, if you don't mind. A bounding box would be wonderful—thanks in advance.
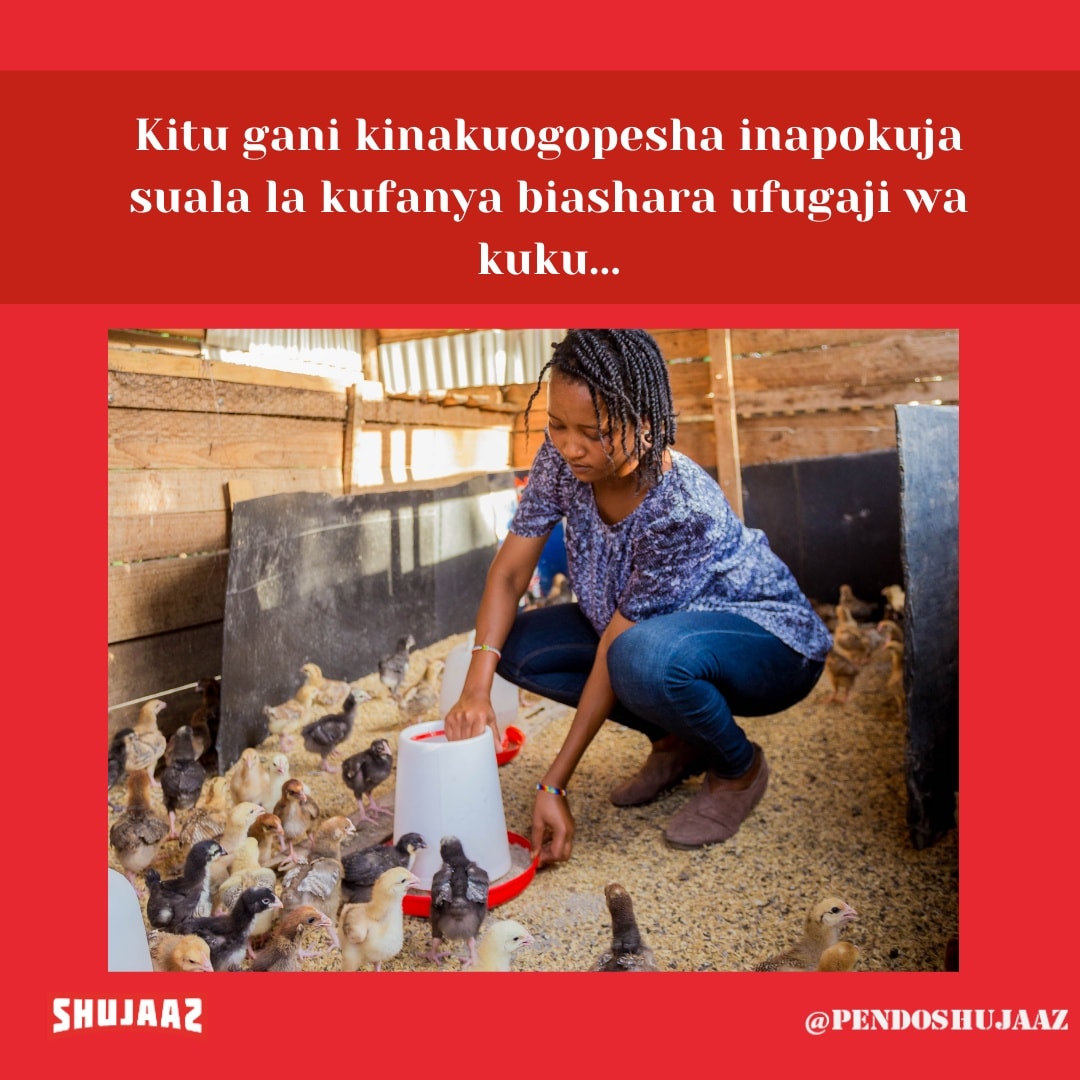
[443,690,499,744]
[530,789,575,867]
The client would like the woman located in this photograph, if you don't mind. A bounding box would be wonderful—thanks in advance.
[444,329,831,865]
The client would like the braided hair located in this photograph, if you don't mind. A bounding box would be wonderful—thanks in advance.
[524,329,677,489]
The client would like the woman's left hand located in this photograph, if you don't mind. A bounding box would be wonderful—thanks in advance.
[530,789,575,867]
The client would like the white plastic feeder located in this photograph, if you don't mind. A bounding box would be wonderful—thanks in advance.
[393,718,512,891]
[439,635,520,734]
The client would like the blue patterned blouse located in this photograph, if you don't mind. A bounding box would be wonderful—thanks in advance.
[510,437,832,661]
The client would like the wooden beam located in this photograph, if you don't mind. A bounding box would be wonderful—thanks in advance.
[343,383,363,493]
[707,330,743,518]
[360,329,381,383]
[731,327,950,356]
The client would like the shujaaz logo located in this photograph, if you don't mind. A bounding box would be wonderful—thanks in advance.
[52,998,203,1033]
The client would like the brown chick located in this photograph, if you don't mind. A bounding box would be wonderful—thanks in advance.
[823,648,859,704]
[228,747,272,807]
[838,583,876,622]
[817,941,861,971]
[248,811,288,868]
[149,931,214,973]
[274,778,320,861]
[753,896,860,971]
[338,866,419,972]
[299,661,355,712]
[280,815,356,928]
[595,882,658,972]
[109,769,170,895]
[876,618,904,645]
[250,905,337,971]
[884,639,906,714]
[124,699,169,785]
[177,775,231,856]
[832,608,872,667]
[400,659,445,723]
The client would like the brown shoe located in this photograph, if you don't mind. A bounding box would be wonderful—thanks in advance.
[663,743,770,848]
[610,735,707,807]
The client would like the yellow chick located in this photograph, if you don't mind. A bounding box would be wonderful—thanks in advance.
[817,941,861,971]
[228,747,272,807]
[299,662,354,712]
[124,699,168,784]
[149,932,214,973]
[338,866,419,972]
[753,896,859,971]
[472,919,535,972]
[400,659,445,723]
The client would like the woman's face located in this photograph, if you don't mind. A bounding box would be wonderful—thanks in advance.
[545,370,639,482]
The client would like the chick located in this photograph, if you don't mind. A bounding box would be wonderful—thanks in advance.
[341,737,394,824]
[228,747,272,807]
[595,882,658,972]
[881,583,906,621]
[280,815,356,928]
[838,583,876,622]
[338,866,419,972]
[263,681,318,753]
[300,692,359,772]
[378,634,417,703]
[109,769,170,894]
[341,831,428,904]
[876,618,904,645]
[817,941,861,971]
[400,659,445,723]
[753,896,859,971]
[274,778,320,861]
[426,835,490,968]
[124,699,169,785]
[822,648,859,705]
[108,726,134,811]
[248,811,288,869]
[181,886,283,971]
[250,905,337,972]
[177,775,231,855]
[158,725,207,838]
[538,572,573,606]
[472,919,534,972]
[149,932,214,973]
[263,752,293,814]
[832,607,872,666]
[883,639,906,714]
[189,676,219,767]
[212,801,268,889]
[212,836,278,938]
[299,661,356,712]
[145,838,228,930]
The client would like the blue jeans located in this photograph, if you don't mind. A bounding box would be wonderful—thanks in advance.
[498,604,824,777]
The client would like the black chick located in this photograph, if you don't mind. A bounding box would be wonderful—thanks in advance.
[341,738,394,824]
[300,692,358,772]
[108,726,134,811]
[180,886,283,971]
[379,634,416,703]
[145,839,228,931]
[159,725,208,838]
[426,835,489,968]
[595,882,658,971]
[341,831,427,904]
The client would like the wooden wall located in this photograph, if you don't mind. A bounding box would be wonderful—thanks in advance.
[108,326,958,735]
[512,327,960,472]
[107,331,514,733]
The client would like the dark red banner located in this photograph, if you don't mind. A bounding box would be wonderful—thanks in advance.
[3,71,1075,302]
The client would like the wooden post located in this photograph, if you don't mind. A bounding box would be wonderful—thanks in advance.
[343,383,363,493]
[707,329,743,518]
[361,329,380,383]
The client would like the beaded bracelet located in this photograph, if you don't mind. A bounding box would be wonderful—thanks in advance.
[536,782,568,797]
[471,643,503,660]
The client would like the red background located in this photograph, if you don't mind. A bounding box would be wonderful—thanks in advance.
[2,4,1076,1075]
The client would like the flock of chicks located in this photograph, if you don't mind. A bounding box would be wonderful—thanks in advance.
[817,582,906,713]
[109,623,868,974]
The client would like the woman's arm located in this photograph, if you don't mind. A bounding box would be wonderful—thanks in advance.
[530,609,636,865]
[443,531,549,742]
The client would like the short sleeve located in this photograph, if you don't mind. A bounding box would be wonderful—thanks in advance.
[508,437,568,539]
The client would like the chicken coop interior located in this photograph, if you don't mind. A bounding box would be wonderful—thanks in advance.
[107,326,959,973]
